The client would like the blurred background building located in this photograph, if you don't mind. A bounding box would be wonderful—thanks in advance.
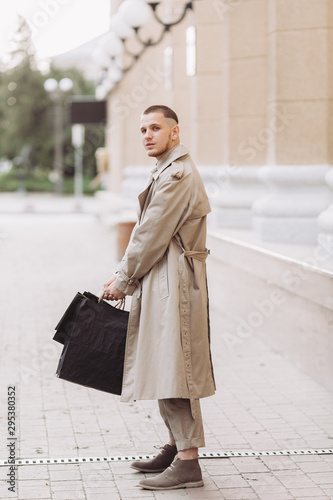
[92,0,333,394]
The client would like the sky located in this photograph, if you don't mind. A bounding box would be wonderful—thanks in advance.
[0,0,111,62]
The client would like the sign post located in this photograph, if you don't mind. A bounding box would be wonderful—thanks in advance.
[72,124,85,208]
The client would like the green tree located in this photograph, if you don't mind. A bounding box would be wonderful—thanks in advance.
[0,16,105,189]
[0,16,51,168]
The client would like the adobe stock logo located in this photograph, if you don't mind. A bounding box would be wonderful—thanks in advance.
[107,63,167,128]
[238,106,296,162]
[223,288,286,353]
[213,0,244,22]
[24,0,72,37]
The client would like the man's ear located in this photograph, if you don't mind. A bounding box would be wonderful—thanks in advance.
[172,125,179,139]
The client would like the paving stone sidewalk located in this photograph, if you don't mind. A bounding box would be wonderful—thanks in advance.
[0,195,333,500]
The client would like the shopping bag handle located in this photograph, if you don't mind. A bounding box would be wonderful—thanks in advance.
[98,292,125,310]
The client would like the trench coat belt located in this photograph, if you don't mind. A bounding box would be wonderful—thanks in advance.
[183,250,209,265]
[178,248,210,419]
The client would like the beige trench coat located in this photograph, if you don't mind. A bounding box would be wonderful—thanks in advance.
[115,144,216,416]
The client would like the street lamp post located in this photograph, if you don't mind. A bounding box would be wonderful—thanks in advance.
[44,77,73,195]
[72,123,85,210]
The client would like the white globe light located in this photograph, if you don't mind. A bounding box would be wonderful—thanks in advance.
[109,63,123,84]
[44,78,58,92]
[119,0,152,29]
[59,78,73,92]
[96,85,106,101]
[93,47,111,69]
[101,32,124,57]
[110,12,134,39]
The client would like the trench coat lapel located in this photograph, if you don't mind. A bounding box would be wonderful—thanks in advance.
[137,168,157,213]
[137,144,189,213]
[138,180,153,213]
[154,144,189,180]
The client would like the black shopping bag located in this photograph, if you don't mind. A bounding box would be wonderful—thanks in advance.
[53,292,129,395]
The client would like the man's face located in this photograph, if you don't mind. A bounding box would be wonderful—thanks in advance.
[140,112,179,160]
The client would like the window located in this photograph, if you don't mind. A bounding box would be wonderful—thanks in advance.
[186,26,196,76]
[164,46,173,90]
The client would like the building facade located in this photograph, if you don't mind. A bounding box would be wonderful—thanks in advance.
[98,0,333,247]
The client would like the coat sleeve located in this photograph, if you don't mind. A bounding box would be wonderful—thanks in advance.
[115,167,192,295]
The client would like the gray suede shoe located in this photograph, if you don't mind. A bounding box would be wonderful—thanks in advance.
[138,458,204,490]
[130,444,177,473]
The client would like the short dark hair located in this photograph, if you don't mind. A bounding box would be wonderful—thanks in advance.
[143,105,178,124]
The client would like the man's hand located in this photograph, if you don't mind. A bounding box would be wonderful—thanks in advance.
[103,276,126,301]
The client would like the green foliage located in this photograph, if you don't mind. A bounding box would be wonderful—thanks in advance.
[0,169,99,195]
[0,16,105,192]
[0,17,48,166]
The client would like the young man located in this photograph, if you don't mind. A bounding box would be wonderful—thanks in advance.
[103,105,215,490]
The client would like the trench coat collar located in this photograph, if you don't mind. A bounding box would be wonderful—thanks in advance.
[138,144,189,214]
[151,143,189,180]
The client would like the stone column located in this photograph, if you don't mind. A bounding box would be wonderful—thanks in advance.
[192,1,224,166]
[202,165,265,228]
[253,165,332,243]
[206,0,268,228]
[253,0,333,243]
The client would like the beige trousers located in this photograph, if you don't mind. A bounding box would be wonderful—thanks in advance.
[158,398,205,451]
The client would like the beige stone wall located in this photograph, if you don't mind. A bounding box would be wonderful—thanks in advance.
[228,0,267,166]
[105,0,333,192]
[267,0,333,165]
